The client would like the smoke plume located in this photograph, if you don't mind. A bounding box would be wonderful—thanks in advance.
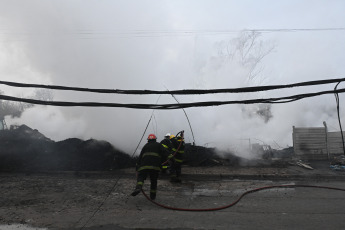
[1,1,345,157]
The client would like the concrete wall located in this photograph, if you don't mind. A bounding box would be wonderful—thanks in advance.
[293,126,328,159]
[293,126,345,160]
[327,131,345,155]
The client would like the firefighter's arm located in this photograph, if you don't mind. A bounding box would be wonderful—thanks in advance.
[160,144,170,161]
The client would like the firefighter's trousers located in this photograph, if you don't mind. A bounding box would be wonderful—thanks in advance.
[136,169,159,195]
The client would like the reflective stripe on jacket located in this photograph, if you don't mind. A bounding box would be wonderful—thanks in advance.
[160,138,173,153]
[137,140,167,171]
[170,138,185,163]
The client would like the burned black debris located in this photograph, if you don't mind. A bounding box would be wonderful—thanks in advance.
[0,124,299,173]
[0,125,135,172]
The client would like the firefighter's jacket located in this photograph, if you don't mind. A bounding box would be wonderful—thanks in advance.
[136,140,168,172]
[170,137,185,164]
[160,138,173,153]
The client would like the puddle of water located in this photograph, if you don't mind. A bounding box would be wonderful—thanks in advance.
[0,224,47,230]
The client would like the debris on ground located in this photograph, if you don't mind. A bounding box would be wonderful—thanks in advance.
[0,124,297,172]
[330,155,345,165]
[0,125,135,172]
[289,159,314,170]
[330,165,345,171]
[330,155,345,171]
[296,160,314,170]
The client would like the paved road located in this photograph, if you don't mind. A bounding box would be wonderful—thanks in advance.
[98,178,345,230]
[0,166,345,230]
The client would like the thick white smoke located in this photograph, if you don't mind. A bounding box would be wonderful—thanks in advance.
[1,1,345,157]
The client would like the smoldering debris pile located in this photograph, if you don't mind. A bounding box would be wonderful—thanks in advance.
[184,144,221,166]
[0,124,294,172]
[0,125,135,172]
[185,144,244,166]
[185,143,293,167]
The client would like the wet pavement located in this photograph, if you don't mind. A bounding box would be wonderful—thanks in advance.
[0,161,345,230]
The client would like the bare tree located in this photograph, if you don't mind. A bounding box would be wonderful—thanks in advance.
[225,31,275,122]
[0,89,54,118]
[33,89,54,101]
[224,31,275,82]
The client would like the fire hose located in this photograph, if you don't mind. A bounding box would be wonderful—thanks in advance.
[140,184,345,212]
[140,132,345,212]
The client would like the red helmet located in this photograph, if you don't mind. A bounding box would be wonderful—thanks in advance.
[147,134,157,140]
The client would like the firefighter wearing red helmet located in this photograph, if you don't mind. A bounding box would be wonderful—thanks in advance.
[131,133,167,200]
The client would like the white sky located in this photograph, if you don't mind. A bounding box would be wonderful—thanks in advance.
[1,0,345,155]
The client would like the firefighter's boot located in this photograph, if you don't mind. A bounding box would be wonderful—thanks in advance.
[150,192,156,200]
[131,185,142,196]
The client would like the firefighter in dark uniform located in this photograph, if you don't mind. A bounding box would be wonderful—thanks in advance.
[131,133,167,200]
[160,133,173,172]
[169,133,185,183]
[160,133,173,153]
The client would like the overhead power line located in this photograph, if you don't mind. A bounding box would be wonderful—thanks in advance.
[1,77,345,95]
[0,88,344,110]
[1,28,345,38]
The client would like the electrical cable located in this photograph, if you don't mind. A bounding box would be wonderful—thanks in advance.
[1,87,345,110]
[77,96,161,229]
[2,78,344,215]
[76,172,122,229]
[151,113,158,135]
[1,77,345,95]
[141,184,345,212]
[334,82,345,156]
[2,28,345,40]
[164,86,196,145]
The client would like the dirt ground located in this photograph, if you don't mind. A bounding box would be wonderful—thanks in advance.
[1,164,345,230]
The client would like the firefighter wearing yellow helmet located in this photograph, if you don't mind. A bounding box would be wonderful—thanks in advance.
[169,132,185,183]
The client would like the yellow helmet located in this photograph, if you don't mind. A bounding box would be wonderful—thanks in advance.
[169,135,175,139]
